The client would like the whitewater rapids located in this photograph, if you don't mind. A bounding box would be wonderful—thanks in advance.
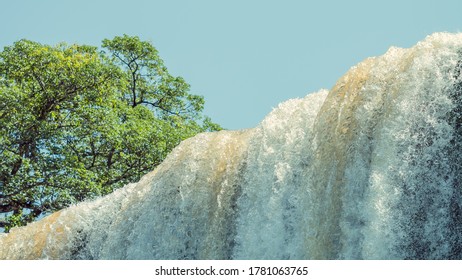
[1,32,462,259]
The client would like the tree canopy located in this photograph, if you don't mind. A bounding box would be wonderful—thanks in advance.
[0,35,221,232]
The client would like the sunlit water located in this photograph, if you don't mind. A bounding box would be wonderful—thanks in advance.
[1,33,462,259]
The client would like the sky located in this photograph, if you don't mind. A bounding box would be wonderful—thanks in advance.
[2,0,462,130]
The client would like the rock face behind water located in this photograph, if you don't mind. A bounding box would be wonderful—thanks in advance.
[2,33,462,260]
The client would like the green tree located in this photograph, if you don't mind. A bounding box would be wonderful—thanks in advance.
[101,35,221,130]
[0,36,221,232]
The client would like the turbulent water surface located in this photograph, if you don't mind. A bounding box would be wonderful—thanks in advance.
[2,33,462,259]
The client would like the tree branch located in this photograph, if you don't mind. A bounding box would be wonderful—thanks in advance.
[137,99,180,116]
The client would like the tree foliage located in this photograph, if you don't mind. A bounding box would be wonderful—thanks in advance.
[0,35,221,232]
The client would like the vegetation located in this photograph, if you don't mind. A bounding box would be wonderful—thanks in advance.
[0,35,221,232]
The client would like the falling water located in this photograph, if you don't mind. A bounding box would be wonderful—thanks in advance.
[1,32,462,260]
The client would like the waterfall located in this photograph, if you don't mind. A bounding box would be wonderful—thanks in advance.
[2,32,462,259]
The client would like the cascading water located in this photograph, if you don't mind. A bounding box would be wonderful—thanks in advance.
[1,32,462,260]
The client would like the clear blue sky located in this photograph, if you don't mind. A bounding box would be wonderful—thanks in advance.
[2,0,461,129]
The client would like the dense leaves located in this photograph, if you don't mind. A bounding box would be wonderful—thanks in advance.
[0,36,221,232]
